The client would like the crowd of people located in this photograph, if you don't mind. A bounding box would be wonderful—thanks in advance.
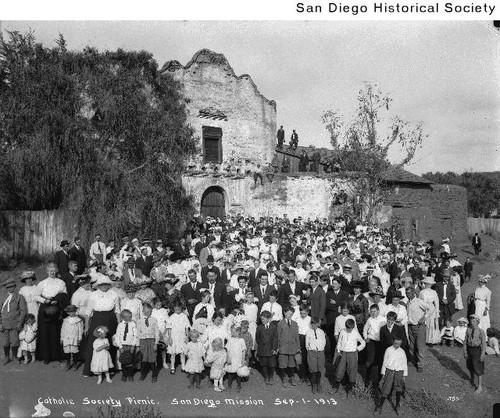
[0,215,497,415]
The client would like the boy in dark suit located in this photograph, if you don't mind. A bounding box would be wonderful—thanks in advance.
[256,310,278,385]
[380,311,408,352]
[0,278,27,364]
[277,306,301,387]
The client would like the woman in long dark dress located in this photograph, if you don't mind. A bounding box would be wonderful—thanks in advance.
[35,263,68,364]
[82,275,120,377]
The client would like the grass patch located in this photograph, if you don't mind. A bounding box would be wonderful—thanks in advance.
[94,405,163,418]
[351,381,460,417]
[403,387,459,417]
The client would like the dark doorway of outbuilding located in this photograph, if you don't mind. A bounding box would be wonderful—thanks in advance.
[201,186,226,219]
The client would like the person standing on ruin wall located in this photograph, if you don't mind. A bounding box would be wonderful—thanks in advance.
[299,151,309,172]
[282,156,290,173]
[277,126,285,149]
[289,130,299,150]
[254,164,264,187]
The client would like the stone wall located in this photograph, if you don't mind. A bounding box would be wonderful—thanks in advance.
[182,173,353,220]
[162,50,277,166]
[378,184,468,242]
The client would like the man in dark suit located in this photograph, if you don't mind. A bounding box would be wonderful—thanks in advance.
[181,269,203,321]
[205,270,227,311]
[135,248,153,277]
[464,257,473,282]
[225,276,249,312]
[380,311,408,351]
[325,277,350,353]
[61,260,79,299]
[122,258,144,286]
[277,126,285,149]
[308,275,326,325]
[194,234,207,257]
[68,237,87,275]
[54,240,70,277]
[252,272,276,312]
[219,260,233,286]
[472,233,481,256]
[201,255,220,286]
[387,256,399,282]
[435,270,456,328]
[278,270,304,307]
[247,259,266,290]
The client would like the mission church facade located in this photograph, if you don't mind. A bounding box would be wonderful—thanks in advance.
[160,49,467,242]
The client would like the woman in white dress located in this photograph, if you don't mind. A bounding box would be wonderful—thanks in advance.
[202,312,230,355]
[418,277,441,345]
[474,275,492,331]
[451,269,464,310]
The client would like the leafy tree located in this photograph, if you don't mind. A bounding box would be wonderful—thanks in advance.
[421,171,460,185]
[0,31,197,242]
[322,82,427,221]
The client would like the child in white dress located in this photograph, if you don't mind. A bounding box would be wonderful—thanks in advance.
[60,305,84,370]
[224,325,247,392]
[183,330,205,389]
[18,314,37,364]
[165,304,190,374]
[243,292,258,352]
[486,328,500,356]
[91,326,113,385]
[453,317,468,347]
[205,337,227,392]
[440,319,455,347]
[151,297,170,369]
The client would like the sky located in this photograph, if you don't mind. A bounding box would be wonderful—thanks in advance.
[2,20,500,175]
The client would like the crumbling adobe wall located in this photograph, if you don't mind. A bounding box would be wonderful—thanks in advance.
[380,184,468,242]
[183,173,353,220]
[163,49,277,165]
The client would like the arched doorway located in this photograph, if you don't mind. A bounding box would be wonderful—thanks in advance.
[201,186,226,219]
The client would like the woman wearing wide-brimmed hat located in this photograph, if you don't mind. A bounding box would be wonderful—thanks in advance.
[82,275,120,377]
[418,276,440,345]
[18,270,41,317]
[474,275,492,331]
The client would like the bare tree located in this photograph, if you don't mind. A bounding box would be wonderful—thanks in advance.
[321,82,427,221]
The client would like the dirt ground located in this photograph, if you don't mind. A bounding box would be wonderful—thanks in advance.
[0,235,499,418]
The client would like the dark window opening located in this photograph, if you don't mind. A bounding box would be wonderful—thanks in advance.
[203,126,223,163]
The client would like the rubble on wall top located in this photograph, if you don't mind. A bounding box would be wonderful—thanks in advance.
[159,49,276,108]
[199,107,228,121]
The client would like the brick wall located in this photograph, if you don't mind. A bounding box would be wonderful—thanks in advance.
[163,49,277,166]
